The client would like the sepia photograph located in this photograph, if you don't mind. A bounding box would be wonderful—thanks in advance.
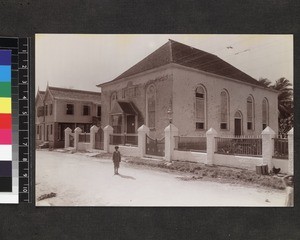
[35,34,293,206]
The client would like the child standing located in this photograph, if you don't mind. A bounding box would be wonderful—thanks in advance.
[112,146,121,175]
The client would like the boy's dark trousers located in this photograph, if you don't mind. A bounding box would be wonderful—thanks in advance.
[114,164,119,174]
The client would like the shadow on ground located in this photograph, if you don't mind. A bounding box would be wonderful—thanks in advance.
[117,173,136,180]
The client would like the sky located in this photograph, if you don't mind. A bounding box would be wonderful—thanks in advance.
[35,34,293,93]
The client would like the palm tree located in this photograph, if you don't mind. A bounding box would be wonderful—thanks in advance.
[258,77,293,134]
[272,77,293,119]
[258,77,272,88]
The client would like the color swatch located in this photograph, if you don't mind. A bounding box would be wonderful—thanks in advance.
[0,50,12,192]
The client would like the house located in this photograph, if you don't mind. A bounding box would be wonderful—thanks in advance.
[35,86,101,148]
[97,39,278,138]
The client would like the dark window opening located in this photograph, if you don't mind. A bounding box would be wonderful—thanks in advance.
[66,104,74,115]
[37,125,39,134]
[220,123,227,129]
[262,124,267,130]
[196,92,204,98]
[247,122,252,130]
[50,125,53,135]
[45,105,48,116]
[97,106,101,118]
[196,122,204,130]
[83,105,90,116]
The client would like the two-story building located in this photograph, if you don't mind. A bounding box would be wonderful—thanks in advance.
[35,86,101,148]
[97,39,278,138]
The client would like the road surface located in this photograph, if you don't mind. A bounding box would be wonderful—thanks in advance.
[36,150,285,206]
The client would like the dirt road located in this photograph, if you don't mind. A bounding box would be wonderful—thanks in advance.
[36,150,285,206]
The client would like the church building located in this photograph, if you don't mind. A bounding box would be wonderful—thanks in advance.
[97,39,278,138]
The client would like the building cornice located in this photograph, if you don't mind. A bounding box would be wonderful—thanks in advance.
[98,63,279,94]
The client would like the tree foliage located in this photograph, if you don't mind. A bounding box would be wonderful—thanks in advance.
[258,77,293,135]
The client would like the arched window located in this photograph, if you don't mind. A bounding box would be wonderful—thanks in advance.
[262,98,269,130]
[247,95,254,130]
[195,86,206,130]
[110,92,117,110]
[146,85,156,128]
[220,90,229,130]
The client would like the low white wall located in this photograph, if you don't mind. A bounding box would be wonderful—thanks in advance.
[173,150,207,164]
[214,154,263,171]
[77,142,91,151]
[108,145,140,157]
[272,158,288,174]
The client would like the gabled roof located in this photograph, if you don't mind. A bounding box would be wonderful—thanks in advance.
[35,90,46,104]
[46,86,101,104]
[98,39,267,88]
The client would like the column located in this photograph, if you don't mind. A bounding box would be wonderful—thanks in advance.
[164,124,179,161]
[103,125,113,152]
[261,126,276,171]
[74,127,82,151]
[64,127,72,148]
[206,128,218,165]
[137,125,150,157]
[90,125,99,150]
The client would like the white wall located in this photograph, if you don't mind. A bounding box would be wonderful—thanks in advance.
[173,150,207,164]
[108,145,140,157]
[172,65,278,136]
[214,153,263,171]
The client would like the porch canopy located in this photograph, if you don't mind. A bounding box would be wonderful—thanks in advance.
[110,101,139,133]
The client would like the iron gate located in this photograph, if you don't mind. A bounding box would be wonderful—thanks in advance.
[69,134,74,147]
[95,128,104,150]
[146,135,165,157]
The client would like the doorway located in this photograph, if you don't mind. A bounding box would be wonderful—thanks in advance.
[234,111,242,136]
[126,115,135,133]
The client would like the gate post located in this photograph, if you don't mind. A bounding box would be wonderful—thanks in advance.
[74,127,82,151]
[164,124,179,162]
[206,128,218,165]
[288,127,294,175]
[138,125,150,157]
[64,127,72,148]
[103,125,113,153]
[262,126,276,171]
[90,125,99,150]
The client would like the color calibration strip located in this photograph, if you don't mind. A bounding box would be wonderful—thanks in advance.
[0,37,31,203]
[0,49,14,201]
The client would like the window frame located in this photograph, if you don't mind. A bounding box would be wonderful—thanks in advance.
[247,95,255,130]
[220,90,230,130]
[195,85,206,130]
[66,103,74,115]
[262,98,269,130]
[146,84,156,129]
[82,105,90,116]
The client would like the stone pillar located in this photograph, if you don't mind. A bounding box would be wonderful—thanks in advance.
[288,128,294,175]
[90,125,99,150]
[164,124,179,161]
[64,127,72,148]
[261,126,276,170]
[137,125,150,157]
[103,125,113,152]
[74,127,82,151]
[206,128,218,165]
